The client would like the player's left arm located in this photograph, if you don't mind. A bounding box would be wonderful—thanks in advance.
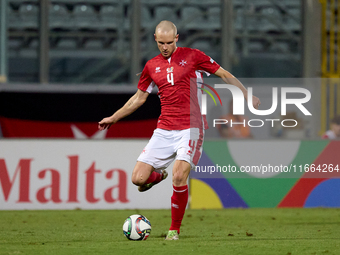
[214,67,261,109]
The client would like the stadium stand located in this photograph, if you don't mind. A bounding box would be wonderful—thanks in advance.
[258,6,283,32]
[248,41,265,53]
[99,4,123,30]
[73,4,99,29]
[234,7,244,31]
[7,5,21,30]
[49,4,73,30]
[206,7,221,30]
[181,6,205,30]
[154,6,178,24]
[125,5,153,30]
[285,7,301,32]
[56,38,78,49]
[191,40,212,53]
[18,3,39,29]
[7,0,303,83]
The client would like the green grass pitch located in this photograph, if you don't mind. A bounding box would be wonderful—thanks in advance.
[0,208,339,255]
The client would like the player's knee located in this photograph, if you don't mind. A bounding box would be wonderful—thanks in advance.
[172,171,187,186]
[131,172,145,186]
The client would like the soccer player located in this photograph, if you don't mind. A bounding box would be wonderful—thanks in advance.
[98,20,260,240]
[322,115,340,139]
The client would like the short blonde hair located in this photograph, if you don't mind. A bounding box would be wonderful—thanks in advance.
[155,20,177,38]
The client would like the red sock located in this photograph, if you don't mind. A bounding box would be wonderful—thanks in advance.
[145,171,162,185]
[169,185,188,234]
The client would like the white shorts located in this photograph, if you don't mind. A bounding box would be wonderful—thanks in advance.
[137,128,204,171]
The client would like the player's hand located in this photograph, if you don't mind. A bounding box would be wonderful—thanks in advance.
[252,96,261,109]
[98,117,115,130]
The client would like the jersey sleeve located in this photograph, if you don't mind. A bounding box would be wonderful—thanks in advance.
[193,49,221,75]
[137,62,155,93]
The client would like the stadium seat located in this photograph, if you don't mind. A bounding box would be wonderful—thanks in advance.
[56,39,78,49]
[108,39,118,51]
[245,10,258,32]
[7,6,22,30]
[154,6,177,24]
[259,7,282,32]
[125,6,153,30]
[19,39,38,57]
[141,0,184,4]
[27,39,39,49]
[191,40,212,52]
[143,0,203,5]
[109,39,131,53]
[181,7,205,30]
[231,0,245,8]
[141,7,153,29]
[234,7,244,31]
[83,39,103,49]
[8,38,22,50]
[49,4,73,30]
[248,41,265,52]
[278,0,301,8]
[284,8,301,32]
[206,7,221,30]
[252,0,273,8]
[99,4,123,30]
[191,40,218,61]
[73,4,99,29]
[18,4,39,29]
[186,0,220,5]
[270,41,290,53]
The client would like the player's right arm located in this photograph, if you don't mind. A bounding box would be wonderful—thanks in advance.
[214,67,261,109]
[98,89,149,130]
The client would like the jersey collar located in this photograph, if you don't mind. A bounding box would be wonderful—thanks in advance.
[160,47,179,61]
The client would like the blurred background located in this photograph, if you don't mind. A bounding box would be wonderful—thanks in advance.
[0,0,338,140]
[2,0,310,83]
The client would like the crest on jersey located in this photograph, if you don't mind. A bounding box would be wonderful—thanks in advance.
[167,67,174,73]
[179,60,187,67]
[155,67,161,73]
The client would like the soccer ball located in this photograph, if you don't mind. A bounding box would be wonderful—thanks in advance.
[122,214,151,241]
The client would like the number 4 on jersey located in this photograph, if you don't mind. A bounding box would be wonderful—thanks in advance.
[188,140,196,156]
[167,73,174,85]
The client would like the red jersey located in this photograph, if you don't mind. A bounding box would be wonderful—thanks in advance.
[137,47,220,130]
